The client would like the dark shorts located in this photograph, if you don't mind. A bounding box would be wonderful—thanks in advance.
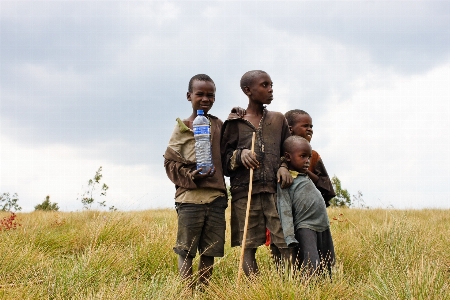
[174,196,228,258]
[231,193,287,249]
[292,228,335,274]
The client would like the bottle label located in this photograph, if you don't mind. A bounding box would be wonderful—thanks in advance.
[193,125,210,136]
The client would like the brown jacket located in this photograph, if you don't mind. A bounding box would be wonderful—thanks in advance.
[164,115,226,199]
[308,150,335,207]
[221,109,290,200]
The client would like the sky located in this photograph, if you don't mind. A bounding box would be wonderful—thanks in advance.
[1,1,449,212]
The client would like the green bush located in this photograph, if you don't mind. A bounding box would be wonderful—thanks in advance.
[0,192,21,212]
[34,195,59,211]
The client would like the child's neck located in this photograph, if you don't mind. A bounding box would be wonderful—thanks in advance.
[244,103,265,128]
[183,111,206,130]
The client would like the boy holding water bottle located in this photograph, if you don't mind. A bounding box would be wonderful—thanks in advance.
[163,74,227,288]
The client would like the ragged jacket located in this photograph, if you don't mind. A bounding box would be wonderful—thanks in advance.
[309,150,336,207]
[220,109,290,200]
[164,115,226,200]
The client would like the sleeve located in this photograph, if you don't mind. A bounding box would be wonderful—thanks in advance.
[312,157,336,207]
[220,121,241,177]
[277,184,299,247]
[280,116,291,159]
[229,150,240,171]
[163,147,197,190]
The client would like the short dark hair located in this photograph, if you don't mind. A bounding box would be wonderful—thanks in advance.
[240,70,268,92]
[283,135,310,154]
[284,109,310,126]
[188,74,215,92]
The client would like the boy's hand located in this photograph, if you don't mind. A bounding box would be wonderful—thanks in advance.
[277,167,293,188]
[190,167,216,180]
[241,149,259,169]
[231,107,246,118]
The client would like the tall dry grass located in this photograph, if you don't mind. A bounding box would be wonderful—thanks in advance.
[0,208,449,299]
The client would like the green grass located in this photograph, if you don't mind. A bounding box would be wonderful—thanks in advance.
[0,208,449,299]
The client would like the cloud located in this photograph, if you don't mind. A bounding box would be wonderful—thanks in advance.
[0,133,174,212]
[1,1,449,210]
[245,1,450,73]
[318,61,450,209]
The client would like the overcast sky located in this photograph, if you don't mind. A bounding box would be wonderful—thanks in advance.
[1,1,449,212]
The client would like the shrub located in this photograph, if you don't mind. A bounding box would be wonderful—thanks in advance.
[78,166,109,210]
[330,176,351,207]
[0,212,21,231]
[35,195,59,211]
[0,192,22,212]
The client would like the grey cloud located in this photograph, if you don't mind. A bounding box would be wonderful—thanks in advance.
[241,1,450,73]
[1,0,448,169]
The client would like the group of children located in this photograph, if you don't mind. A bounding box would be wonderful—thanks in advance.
[163,71,336,287]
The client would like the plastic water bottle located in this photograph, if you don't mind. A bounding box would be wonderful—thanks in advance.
[193,110,213,174]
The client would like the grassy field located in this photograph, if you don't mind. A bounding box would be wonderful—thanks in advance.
[0,207,449,299]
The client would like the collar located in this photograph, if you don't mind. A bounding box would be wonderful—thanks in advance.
[176,118,190,133]
[289,170,307,178]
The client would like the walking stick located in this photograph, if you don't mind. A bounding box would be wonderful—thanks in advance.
[237,132,256,282]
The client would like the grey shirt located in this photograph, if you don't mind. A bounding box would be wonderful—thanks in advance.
[277,171,330,247]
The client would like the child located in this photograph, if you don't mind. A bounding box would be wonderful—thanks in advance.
[164,74,227,287]
[284,109,335,207]
[277,135,335,275]
[221,70,292,276]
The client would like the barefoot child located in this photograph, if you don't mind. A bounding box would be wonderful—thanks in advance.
[277,136,335,275]
[221,70,292,276]
[284,109,335,206]
[164,74,227,287]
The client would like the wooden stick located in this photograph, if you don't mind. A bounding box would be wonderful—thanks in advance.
[237,132,256,282]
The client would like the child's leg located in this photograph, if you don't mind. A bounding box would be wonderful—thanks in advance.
[269,243,292,271]
[317,228,335,277]
[243,248,258,276]
[198,255,214,285]
[295,228,320,275]
[178,254,193,279]
[261,193,291,269]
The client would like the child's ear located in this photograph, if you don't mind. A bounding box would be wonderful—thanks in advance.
[186,92,192,102]
[243,86,251,97]
[288,126,293,134]
[285,152,291,162]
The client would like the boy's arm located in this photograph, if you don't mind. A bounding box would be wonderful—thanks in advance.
[277,164,293,188]
[278,117,293,188]
[163,147,197,190]
[309,156,335,207]
[276,184,298,247]
[220,121,240,176]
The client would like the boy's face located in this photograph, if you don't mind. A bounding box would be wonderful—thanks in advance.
[290,114,313,142]
[285,141,312,173]
[244,73,273,105]
[187,80,216,114]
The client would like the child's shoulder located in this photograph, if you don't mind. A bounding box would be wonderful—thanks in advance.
[207,113,223,123]
[312,149,320,157]
[265,110,286,121]
[175,118,191,133]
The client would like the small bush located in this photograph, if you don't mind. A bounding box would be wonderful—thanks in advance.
[0,192,22,212]
[35,195,59,211]
[0,212,21,231]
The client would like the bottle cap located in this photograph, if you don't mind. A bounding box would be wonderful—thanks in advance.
[197,110,204,115]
